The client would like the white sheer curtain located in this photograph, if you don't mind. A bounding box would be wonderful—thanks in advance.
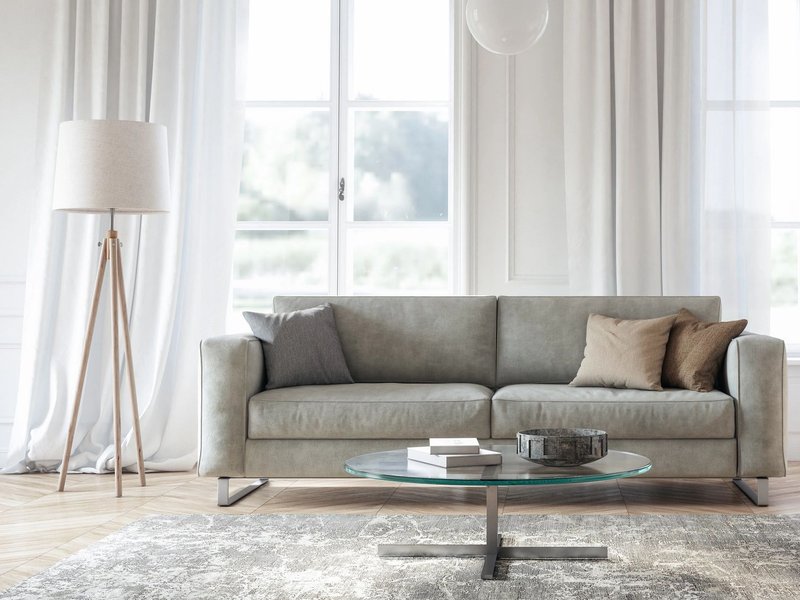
[4,0,244,473]
[562,0,773,332]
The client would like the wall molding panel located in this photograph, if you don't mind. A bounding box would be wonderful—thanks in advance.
[0,313,23,343]
[0,281,24,461]
[0,417,14,463]
[466,1,570,294]
[0,278,25,311]
[505,55,518,282]
[504,56,568,286]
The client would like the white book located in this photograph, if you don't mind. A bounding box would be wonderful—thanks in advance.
[429,437,481,455]
[407,446,502,468]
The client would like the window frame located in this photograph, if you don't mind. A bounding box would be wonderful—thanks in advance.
[704,0,800,356]
[232,0,459,321]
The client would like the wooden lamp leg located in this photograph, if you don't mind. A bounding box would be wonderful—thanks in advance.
[109,232,123,498]
[58,227,147,497]
[114,244,146,486]
[58,240,108,492]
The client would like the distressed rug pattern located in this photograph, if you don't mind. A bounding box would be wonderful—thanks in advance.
[2,514,800,599]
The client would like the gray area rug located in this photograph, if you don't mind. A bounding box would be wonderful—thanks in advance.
[3,513,800,599]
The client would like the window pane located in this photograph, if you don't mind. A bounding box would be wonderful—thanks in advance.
[733,1,770,101]
[231,229,329,309]
[347,227,449,294]
[771,229,800,345]
[770,108,800,222]
[705,109,770,213]
[352,109,449,221]
[706,0,733,101]
[706,0,771,102]
[246,0,330,101]
[769,0,800,101]
[703,111,734,210]
[350,0,449,101]
[239,109,330,221]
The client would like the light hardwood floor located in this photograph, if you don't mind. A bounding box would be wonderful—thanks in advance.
[1,466,799,591]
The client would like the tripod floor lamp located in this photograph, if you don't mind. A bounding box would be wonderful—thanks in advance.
[53,119,170,497]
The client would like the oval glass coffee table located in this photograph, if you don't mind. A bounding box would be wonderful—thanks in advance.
[344,445,651,580]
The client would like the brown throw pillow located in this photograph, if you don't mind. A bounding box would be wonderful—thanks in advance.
[662,308,747,392]
[570,313,677,391]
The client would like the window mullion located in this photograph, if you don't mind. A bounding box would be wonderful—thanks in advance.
[336,0,350,295]
[330,0,344,296]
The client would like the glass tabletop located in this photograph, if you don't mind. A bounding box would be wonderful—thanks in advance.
[344,446,651,486]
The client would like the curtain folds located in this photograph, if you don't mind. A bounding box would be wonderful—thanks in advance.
[4,0,244,473]
[562,0,772,331]
[563,0,679,297]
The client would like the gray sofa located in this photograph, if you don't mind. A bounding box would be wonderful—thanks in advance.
[199,296,787,506]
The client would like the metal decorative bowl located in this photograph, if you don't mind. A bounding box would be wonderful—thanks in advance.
[517,428,608,467]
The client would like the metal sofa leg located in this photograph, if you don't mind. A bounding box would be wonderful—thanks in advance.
[733,477,769,506]
[217,477,270,507]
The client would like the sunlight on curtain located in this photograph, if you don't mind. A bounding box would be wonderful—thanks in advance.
[702,0,772,332]
[563,0,799,339]
[766,0,800,351]
[4,0,245,474]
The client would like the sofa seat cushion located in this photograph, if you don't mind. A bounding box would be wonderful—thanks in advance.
[248,383,492,439]
[491,384,734,439]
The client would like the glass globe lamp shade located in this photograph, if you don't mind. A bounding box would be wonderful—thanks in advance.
[466,0,549,56]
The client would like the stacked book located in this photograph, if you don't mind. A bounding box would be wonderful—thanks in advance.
[407,438,502,468]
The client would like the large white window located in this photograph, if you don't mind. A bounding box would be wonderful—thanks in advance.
[229,0,455,329]
[767,0,800,354]
[705,0,800,354]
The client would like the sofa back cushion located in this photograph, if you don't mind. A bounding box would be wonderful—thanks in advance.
[496,296,721,386]
[274,296,498,387]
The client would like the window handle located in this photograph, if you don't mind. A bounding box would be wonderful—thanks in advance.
[338,177,345,202]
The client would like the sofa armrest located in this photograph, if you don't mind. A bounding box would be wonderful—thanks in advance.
[721,332,788,478]
[198,334,265,477]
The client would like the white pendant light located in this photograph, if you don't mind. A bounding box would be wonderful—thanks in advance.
[466,0,549,56]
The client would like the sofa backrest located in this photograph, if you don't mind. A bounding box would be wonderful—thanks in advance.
[496,296,721,386]
[274,296,498,387]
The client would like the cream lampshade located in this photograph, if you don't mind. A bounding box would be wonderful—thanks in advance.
[54,119,170,498]
[53,119,169,213]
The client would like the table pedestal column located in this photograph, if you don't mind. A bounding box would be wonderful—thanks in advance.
[378,486,607,580]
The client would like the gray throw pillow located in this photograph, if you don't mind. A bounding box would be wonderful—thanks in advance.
[243,303,354,390]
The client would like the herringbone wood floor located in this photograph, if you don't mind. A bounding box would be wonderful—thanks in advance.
[1,467,799,591]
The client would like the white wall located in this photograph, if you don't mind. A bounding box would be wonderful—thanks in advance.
[0,1,49,463]
[471,3,569,295]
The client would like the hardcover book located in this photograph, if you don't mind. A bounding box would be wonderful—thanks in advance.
[407,446,502,468]
[428,437,481,455]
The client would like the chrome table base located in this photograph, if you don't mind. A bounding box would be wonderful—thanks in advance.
[377,487,607,580]
[379,540,608,581]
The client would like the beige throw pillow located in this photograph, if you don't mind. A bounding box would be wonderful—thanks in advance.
[662,308,747,392]
[570,313,677,391]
